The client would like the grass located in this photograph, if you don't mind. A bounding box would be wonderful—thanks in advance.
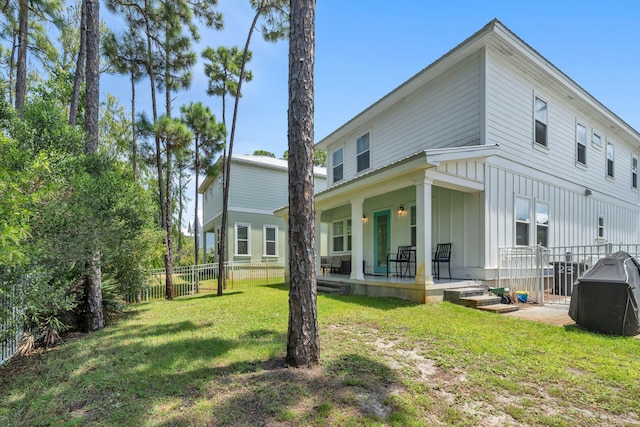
[2,282,640,426]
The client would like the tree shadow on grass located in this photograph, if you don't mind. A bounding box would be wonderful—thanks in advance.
[174,353,413,426]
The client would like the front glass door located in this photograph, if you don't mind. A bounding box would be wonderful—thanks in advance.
[374,210,390,274]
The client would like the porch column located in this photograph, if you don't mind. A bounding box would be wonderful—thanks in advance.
[415,175,434,285]
[350,198,365,280]
[315,209,323,277]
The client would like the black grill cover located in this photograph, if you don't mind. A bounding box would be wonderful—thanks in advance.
[569,251,640,336]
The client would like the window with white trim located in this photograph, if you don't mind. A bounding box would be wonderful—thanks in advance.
[346,219,352,251]
[356,133,370,172]
[534,97,548,147]
[576,123,587,165]
[332,148,343,183]
[536,202,549,247]
[235,223,250,256]
[598,216,605,239]
[632,155,638,189]
[515,198,530,246]
[592,131,602,147]
[263,225,278,257]
[332,221,344,252]
[606,141,615,178]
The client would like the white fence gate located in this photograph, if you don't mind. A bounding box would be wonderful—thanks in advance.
[1,278,25,366]
[498,244,640,305]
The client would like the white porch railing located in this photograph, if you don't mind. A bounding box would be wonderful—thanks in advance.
[498,244,640,305]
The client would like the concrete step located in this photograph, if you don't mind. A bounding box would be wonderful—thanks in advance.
[478,304,520,314]
[444,287,487,304]
[316,281,350,295]
[460,294,502,308]
[317,285,341,294]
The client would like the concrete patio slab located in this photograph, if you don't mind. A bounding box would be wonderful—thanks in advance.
[502,304,574,327]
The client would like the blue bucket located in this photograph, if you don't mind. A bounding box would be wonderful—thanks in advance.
[516,292,528,303]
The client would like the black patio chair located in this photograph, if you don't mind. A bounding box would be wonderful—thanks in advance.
[432,243,452,280]
[388,246,412,278]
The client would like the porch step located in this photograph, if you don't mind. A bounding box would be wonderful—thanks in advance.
[478,304,520,314]
[316,281,350,295]
[444,286,520,315]
[459,294,502,308]
[443,287,486,304]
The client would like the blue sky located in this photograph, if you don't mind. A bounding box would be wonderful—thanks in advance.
[103,0,640,228]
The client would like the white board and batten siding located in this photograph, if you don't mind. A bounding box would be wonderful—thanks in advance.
[325,52,484,185]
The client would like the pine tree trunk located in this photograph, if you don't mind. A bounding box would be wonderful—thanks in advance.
[15,0,27,115]
[194,136,200,293]
[83,0,104,331]
[165,146,174,299]
[69,0,87,126]
[286,0,319,368]
[84,250,105,331]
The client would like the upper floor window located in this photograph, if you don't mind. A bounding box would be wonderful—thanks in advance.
[536,202,549,247]
[576,123,587,165]
[332,148,343,183]
[592,131,602,147]
[632,156,638,189]
[263,225,278,257]
[515,197,530,246]
[534,97,548,147]
[235,223,251,256]
[356,133,370,172]
[606,141,615,178]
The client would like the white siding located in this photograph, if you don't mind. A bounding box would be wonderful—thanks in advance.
[229,162,289,212]
[326,52,483,185]
[485,44,640,207]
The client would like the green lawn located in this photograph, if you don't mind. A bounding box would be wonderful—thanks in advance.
[1,282,639,426]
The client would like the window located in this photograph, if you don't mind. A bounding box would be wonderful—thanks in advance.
[235,223,250,256]
[607,141,615,178]
[632,156,638,189]
[332,221,344,252]
[356,133,370,172]
[332,148,343,183]
[598,216,605,239]
[346,219,352,251]
[410,206,417,247]
[534,97,548,147]
[576,123,587,165]
[536,202,549,247]
[592,131,602,147]
[515,198,530,246]
[263,225,277,256]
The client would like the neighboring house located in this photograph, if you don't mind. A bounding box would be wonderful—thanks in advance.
[199,154,327,263]
[310,19,640,290]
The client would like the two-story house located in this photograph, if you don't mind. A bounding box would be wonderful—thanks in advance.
[311,19,640,302]
[199,154,327,263]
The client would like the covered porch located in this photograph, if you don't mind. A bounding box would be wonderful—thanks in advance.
[312,146,499,303]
